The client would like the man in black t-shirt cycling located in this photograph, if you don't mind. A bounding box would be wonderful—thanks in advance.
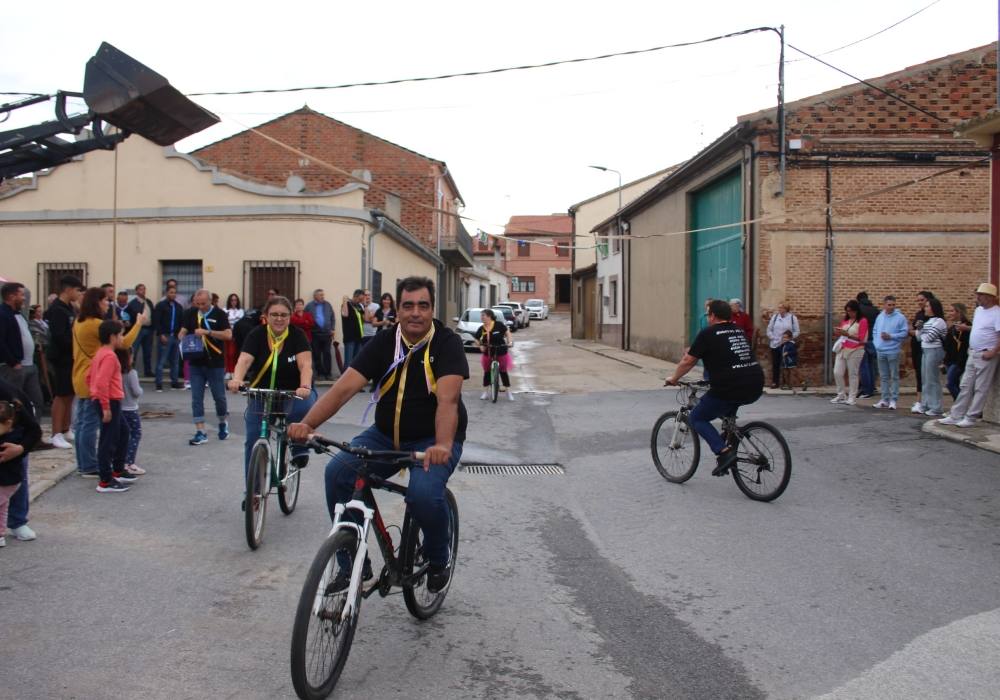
[665,299,765,476]
[289,276,469,593]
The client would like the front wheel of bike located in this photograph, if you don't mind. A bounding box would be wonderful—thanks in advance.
[278,442,300,515]
[490,361,499,403]
[245,440,270,550]
[403,488,459,620]
[650,410,700,483]
[290,530,362,700]
[730,421,792,502]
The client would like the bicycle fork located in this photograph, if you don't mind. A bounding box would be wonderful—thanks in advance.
[315,499,374,623]
[669,409,690,449]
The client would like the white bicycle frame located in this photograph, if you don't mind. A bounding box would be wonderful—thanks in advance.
[313,499,374,623]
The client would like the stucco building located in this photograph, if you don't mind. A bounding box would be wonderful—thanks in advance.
[502,214,573,310]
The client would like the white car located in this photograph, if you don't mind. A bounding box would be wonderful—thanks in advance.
[454,307,515,350]
[496,302,529,328]
[525,298,549,320]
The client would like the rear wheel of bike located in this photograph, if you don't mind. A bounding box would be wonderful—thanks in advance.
[290,530,362,700]
[403,488,459,620]
[650,410,700,483]
[278,441,300,515]
[730,421,792,502]
[245,440,270,550]
[490,361,499,403]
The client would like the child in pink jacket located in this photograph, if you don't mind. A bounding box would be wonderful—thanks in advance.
[87,321,137,493]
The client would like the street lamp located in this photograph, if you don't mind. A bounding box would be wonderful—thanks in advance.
[589,165,623,255]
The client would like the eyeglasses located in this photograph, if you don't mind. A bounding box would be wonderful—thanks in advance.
[399,301,432,311]
[268,312,290,319]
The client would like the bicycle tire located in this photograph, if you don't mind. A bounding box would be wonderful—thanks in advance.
[402,488,459,620]
[245,440,269,550]
[650,410,700,483]
[730,421,792,502]
[490,360,499,403]
[290,530,362,700]
[278,440,300,515]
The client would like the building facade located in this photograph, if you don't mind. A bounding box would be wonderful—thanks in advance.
[502,215,572,309]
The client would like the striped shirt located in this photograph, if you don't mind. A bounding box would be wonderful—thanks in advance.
[918,317,948,349]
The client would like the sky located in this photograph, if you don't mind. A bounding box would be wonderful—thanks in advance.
[1,0,996,235]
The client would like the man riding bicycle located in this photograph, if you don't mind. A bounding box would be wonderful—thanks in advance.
[665,299,765,476]
[289,276,469,593]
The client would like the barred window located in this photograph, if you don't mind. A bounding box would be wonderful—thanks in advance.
[244,260,299,309]
[37,263,87,298]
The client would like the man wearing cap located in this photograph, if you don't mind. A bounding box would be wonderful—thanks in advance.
[938,283,1000,427]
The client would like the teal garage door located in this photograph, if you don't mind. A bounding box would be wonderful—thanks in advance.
[689,169,743,341]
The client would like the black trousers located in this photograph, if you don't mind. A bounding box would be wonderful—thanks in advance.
[94,400,129,483]
[770,348,783,386]
[311,333,332,378]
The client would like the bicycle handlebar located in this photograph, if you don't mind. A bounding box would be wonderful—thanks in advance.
[239,386,304,399]
[305,433,425,463]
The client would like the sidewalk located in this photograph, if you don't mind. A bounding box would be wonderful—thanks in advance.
[26,443,77,504]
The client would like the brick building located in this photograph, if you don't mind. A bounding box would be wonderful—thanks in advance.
[590,44,994,384]
[502,215,573,310]
[193,107,473,320]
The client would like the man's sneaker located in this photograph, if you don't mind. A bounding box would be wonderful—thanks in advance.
[480,391,488,400]
[911,402,925,414]
[183,382,191,390]
[924,410,942,417]
[10,525,36,541]
[937,415,961,425]
[156,385,164,393]
[427,560,452,593]
[507,391,515,401]
[51,433,72,449]
[872,400,889,409]
[125,464,146,475]
[189,431,208,446]
[218,422,230,441]
[888,401,897,410]
[830,394,846,404]
[712,448,739,477]
[0,536,5,547]
[290,454,309,470]
[845,397,857,406]
[78,470,99,478]
[96,481,129,493]
[858,392,874,399]
[113,471,138,483]
[956,417,977,428]
[171,382,183,390]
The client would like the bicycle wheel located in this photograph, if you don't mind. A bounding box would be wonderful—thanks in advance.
[278,441,300,515]
[730,421,792,502]
[490,361,499,403]
[650,410,700,483]
[290,530,362,700]
[245,440,270,550]
[402,488,459,620]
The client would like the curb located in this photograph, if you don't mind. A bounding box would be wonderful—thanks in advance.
[569,343,647,370]
[27,453,78,504]
[920,420,1000,455]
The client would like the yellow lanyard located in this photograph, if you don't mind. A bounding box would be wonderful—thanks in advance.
[353,304,364,337]
[197,311,221,355]
[481,320,494,342]
[249,326,289,388]
[375,325,437,449]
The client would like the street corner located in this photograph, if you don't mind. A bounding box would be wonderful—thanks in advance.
[921,418,1000,456]
[27,445,77,503]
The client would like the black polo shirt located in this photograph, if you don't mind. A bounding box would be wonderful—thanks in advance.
[352,320,469,444]
[688,321,765,403]
[242,325,311,390]
[181,306,230,368]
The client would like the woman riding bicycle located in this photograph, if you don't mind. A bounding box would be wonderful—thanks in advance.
[228,296,316,477]
[477,309,514,401]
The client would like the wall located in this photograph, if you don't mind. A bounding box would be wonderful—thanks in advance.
[504,237,571,305]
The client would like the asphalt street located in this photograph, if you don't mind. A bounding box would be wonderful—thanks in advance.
[3,316,999,699]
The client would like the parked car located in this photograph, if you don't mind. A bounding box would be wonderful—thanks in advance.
[492,306,518,333]
[496,301,529,328]
[454,307,515,350]
[525,298,549,320]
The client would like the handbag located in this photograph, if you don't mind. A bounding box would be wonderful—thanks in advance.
[180,333,206,360]
[831,336,845,354]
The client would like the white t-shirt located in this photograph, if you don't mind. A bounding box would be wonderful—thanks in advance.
[362,302,379,338]
[15,314,34,367]
[969,304,1000,352]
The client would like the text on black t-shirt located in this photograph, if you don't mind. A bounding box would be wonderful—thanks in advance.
[688,322,765,403]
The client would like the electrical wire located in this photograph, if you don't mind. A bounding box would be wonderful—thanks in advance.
[187,27,777,97]
[815,0,943,56]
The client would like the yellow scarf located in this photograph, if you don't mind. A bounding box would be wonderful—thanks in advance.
[374,324,437,448]
[249,325,289,388]
[198,311,222,355]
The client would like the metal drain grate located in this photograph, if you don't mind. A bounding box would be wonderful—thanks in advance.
[460,463,565,476]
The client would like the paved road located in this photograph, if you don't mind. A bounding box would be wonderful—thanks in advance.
[4,316,999,698]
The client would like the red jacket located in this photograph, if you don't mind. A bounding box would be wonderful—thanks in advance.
[291,311,315,342]
[87,346,124,411]
[732,311,754,341]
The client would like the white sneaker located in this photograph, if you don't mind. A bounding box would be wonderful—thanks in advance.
[480,391,488,400]
[937,415,960,425]
[125,464,146,475]
[845,397,857,406]
[956,417,977,428]
[507,391,515,401]
[51,433,72,449]
[830,394,846,404]
[924,410,942,417]
[0,536,5,548]
[888,401,897,410]
[872,400,889,409]
[910,402,924,414]
[10,524,36,541]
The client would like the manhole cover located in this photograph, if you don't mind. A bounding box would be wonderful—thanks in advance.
[459,463,564,476]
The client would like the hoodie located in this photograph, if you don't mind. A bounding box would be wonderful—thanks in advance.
[872,309,909,354]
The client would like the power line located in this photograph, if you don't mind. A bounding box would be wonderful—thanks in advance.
[786,43,948,123]
[816,0,943,56]
[188,27,778,97]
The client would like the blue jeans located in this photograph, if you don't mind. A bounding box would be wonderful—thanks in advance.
[689,393,742,455]
[156,336,180,387]
[73,397,100,474]
[134,326,154,375]
[946,362,964,400]
[6,456,29,529]
[324,424,462,566]
[342,340,361,369]
[877,352,900,402]
[242,390,317,478]
[859,342,877,396]
[920,346,945,413]
[189,364,228,425]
